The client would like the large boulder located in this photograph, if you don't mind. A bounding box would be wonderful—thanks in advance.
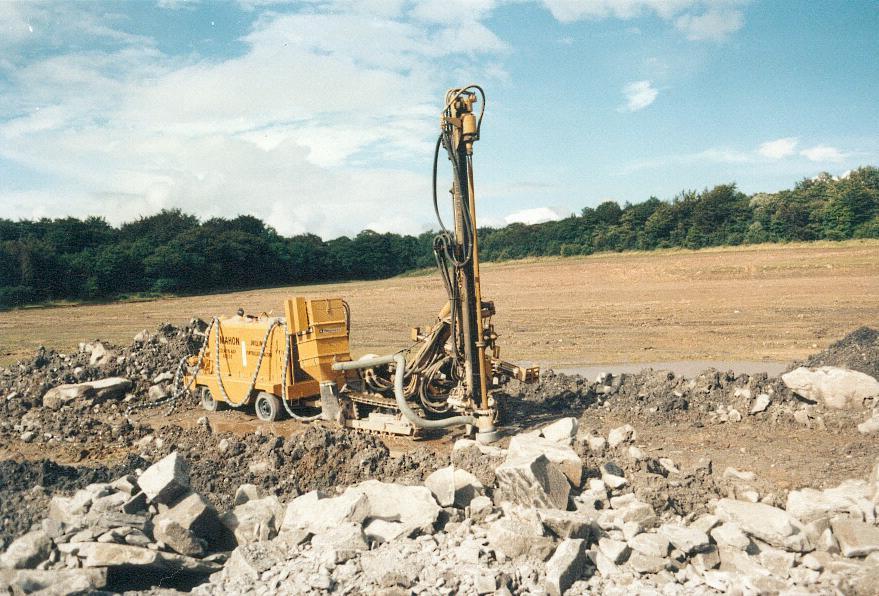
[0,529,51,569]
[506,435,582,486]
[281,490,369,536]
[487,507,554,560]
[138,452,190,504]
[495,452,570,510]
[42,384,94,410]
[152,491,220,556]
[56,542,221,574]
[545,539,588,596]
[424,466,485,508]
[786,480,870,523]
[782,366,879,410]
[87,377,132,401]
[220,496,284,544]
[0,568,108,594]
[831,519,879,558]
[715,498,811,552]
[343,480,441,540]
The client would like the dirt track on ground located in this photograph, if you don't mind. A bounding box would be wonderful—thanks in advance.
[1,240,877,367]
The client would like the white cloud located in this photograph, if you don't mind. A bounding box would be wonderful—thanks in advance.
[758,137,798,159]
[0,5,508,239]
[674,7,744,41]
[540,0,748,41]
[620,80,658,112]
[800,145,845,163]
[504,206,567,225]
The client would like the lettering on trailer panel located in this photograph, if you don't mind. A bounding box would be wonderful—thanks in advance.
[241,342,247,368]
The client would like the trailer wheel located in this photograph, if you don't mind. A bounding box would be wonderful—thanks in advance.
[255,392,281,422]
[200,387,224,412]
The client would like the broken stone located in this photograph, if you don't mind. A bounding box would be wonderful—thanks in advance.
[627,551,667,574]
[487,508,551,560]
[710,523,751,551]
[586,435,606,453]
[42,383,94,410]
[598,537,630,564]
[311,522,369,555]
[537,508,593,540]
[281,490,369,536]
[658,523,710,554]
[541,417,578,443]
[690,514,720,534]
[782,366,879,410]
[343,480,441,539]
[858,414,879,435]
[221,542,288,580]
[506,435,582,486]
[0,568,107,594]
[831,518,879,558]
[750,393,771,414]
[494,452,570,510]
[57,542,220,574]
[424,466,485,508]
[786,480,869,523]
[233,484,261,506]
[220,496,284,545]
[607,424,636,448]
[88,377,132,401]
[628,532,670,558]
[122,492,147,514]
[715,498,810,551]
[545,539,588,596]
[153,517,205,557]
[757,547,796,577]
[137,452,190,504]
[0,529,51,569]
[723,467,756,482]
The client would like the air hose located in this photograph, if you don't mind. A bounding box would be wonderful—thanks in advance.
[333,353,475,429]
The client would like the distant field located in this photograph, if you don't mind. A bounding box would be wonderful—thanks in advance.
[1,240,877,368]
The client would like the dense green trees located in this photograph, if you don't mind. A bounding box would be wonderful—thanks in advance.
[1,166,877,308]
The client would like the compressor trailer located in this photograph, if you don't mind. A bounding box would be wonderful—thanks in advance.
[184,86,538,442]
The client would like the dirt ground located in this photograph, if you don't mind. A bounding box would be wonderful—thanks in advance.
[1,239,877,368]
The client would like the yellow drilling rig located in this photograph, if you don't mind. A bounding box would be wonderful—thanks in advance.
[183,85,537,442]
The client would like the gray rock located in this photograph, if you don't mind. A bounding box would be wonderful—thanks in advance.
[220,496,284,544]
[0,529,51,569]
[42,383,93,410]
[715,498,810,551]
[537,508,593,539]
[281,490,369,536]
[658,523,710,554]
[0,568,108,595]
[627,551,666,574]
[710,523,751,551]
[122,492,147,514]
[870,458,879,505]
[88,377,132,400]
[831,519,879,558]
[57,542,220,574]
[153,517,205,557]
[110,475,138,496]
[487,507,552,560]
[424,466,485,508]
[786,480,869,523]
[343,480,440,538]
[87,342,114,366]
[607,424,636,448]
[598,537,630,564]
[494,452,570,510]
[20,430,35,443]
[541,417,578,443]
[233,484,261,506]
[545,538,588,596]
[137,452,190,504]
[628,533,670,558]
[782,366,879,410]
[505,435,582,486]
[221,541,288,580]
[757,547,796,577]
[858,414,879,435]
[311,522,369,555]
[586,435,606,453]
[750,393,771,414]
[148,384,169,401]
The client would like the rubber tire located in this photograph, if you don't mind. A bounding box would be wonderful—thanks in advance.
[200,387,223,412]
[255,391,282,422]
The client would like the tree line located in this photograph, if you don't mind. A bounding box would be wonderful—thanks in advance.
[1,166,877,308]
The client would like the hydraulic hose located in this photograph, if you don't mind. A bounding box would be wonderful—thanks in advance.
[332,353,475,429]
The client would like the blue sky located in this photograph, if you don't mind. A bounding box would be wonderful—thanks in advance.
[1,0,877,238]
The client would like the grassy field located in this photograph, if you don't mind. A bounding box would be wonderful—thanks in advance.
[1,240,877,367]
